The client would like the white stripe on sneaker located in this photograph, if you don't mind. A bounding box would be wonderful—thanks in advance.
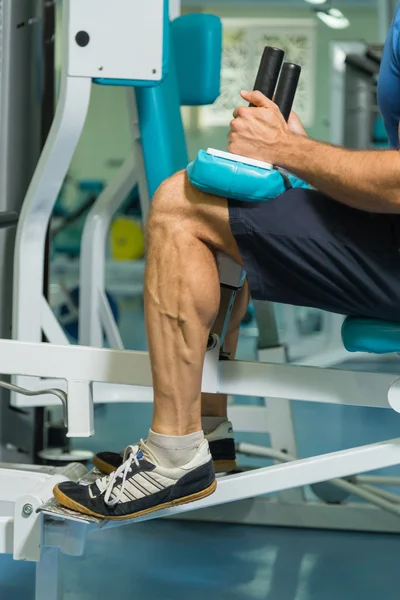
[119,487,137,501]
[110,471,170,502]
[114,483,145,502]
[125,479,150,497]
[145,471,175,488]
[140,471,165,491]
[138,472,164,493]
[132,477,153,496]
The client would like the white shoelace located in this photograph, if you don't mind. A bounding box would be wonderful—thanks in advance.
[95,443,144,507]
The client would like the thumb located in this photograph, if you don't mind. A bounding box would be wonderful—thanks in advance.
[240,90,272,108]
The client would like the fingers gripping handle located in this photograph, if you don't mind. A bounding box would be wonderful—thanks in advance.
[274,62,302,122]
[186,48,308,202]
[249,47,301,121]
[250,46,284,106]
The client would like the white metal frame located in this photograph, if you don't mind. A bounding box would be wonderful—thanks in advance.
[278,308,347,365]
[0,462,88,600]
[78,89,148,349]
[78,151,137,349]
[5,314,400,598]
[2,334,400,423]
[11,0,163,405]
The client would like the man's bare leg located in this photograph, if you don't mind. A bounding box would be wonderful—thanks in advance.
[89,176,246,475]
[145,171,245,437]
[53,171,246,517]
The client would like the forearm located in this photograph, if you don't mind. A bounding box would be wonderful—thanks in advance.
[280,135,400,213]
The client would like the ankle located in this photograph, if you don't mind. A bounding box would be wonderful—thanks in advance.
[146,429,205,468]
[151,421,202,437]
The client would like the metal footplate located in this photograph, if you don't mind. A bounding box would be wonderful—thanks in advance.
[38,467,233,529]
[38,467,107,526]
[39,497,106,526]
[38,438,400,532]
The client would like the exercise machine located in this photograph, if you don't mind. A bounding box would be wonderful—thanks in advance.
[0,0,53,466]
[330,41,387,150]
[3,2,400,598]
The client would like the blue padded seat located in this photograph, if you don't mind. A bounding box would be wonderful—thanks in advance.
[341,317,400,354]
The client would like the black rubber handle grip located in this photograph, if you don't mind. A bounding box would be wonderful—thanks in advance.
[250,46,285,106]
[274,62,301,121]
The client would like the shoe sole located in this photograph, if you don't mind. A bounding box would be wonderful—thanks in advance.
[93,456,237,475]
[92,455,118,475]
[53,479,217,521]
[213,459,237,473]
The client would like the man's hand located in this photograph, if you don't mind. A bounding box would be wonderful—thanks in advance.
[228,90,293,164]
[227,90,400,213]
[288,110,307,137]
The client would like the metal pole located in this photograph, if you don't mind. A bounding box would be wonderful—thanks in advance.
[377,0,394,43]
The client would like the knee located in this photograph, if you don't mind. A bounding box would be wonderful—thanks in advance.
[151,170,189,216]
[146,170,195,240]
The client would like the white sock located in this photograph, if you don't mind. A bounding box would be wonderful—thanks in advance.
[201,416,228,435]
[146,429,204,468]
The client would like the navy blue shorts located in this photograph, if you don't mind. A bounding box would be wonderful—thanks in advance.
[228,188,400,321]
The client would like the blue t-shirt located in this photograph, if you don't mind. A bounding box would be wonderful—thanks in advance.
[378,2,400,148]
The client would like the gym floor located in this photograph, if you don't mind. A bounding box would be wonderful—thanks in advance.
[2,520,400,599]
[2,299,400,599]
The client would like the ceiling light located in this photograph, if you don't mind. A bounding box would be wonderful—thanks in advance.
[316,7,350,29]
[304,0,327,5]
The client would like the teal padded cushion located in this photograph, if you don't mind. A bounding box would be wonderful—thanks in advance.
[172,14,222,106]
[341,317,400,354]
[187,150,309,202]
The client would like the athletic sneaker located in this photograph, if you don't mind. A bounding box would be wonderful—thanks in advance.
[93,421,236,475]
[53,440,216,520]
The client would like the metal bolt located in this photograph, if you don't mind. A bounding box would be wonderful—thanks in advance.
[75,31,90,48]
[22,504,33,517]
[98,66,104,71]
